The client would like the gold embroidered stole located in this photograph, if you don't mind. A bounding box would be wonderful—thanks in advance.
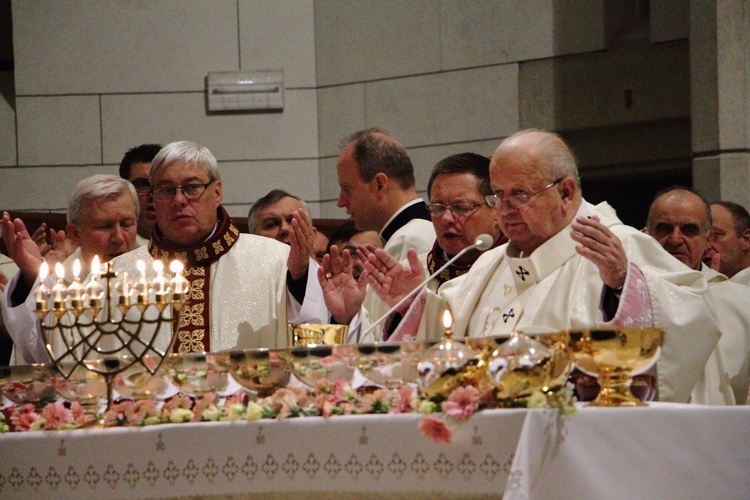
[149,206,240,353]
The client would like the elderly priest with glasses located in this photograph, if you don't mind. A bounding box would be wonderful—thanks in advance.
[354,129,721,403]
[3,141,329,361]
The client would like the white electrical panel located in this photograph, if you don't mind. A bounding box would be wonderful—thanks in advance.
[207,71,284,112]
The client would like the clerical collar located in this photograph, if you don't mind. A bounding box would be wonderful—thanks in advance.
[380,198,431,242]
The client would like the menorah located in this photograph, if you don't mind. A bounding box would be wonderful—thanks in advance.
[35,255,188,414]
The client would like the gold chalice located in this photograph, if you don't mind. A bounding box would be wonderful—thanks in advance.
[568,327,664,407]
[288,323,349,346]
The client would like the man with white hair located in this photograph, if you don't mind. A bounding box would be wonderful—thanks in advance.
[351,129,720,403]
[2,174,139,363]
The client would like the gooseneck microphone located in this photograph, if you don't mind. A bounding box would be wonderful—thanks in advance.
[358,233,495,342]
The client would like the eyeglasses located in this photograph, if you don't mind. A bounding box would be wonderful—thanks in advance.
[130,179,152,194]
[485,177,564,210]
[426,202,485,217]
[152,180,215,201]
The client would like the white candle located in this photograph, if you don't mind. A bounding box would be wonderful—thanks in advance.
[52,262,67,306]
[169,260,188,296]
[35,261,49,310]
[134,260,149,304]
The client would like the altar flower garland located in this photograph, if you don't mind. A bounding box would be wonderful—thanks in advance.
[0,380,575,435]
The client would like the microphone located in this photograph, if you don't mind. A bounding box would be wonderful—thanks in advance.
[358,233,495,341]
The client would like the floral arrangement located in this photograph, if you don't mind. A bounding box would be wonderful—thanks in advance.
[0,379,576,439]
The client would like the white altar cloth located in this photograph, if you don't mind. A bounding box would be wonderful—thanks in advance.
[0,403,748,499]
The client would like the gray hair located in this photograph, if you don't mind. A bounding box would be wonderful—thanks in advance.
[150,141,221,181]
[67,175,139,228]
[495,129,581,186]
[647,186,713,235]
[247,189,309,233]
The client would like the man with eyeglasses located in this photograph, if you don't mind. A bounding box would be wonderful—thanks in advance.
[119,143,162,244]
[354,129,720,403]
[103,141,329,354]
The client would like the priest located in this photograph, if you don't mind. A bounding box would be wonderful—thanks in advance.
[355,129,720,403]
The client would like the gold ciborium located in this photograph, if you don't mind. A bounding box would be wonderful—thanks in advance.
[288,323,349,346]
[568,327,664,407]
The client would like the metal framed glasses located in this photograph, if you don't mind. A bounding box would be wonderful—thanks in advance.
[426,202,485,217]
[485,177,564,210]
[152,180,215,201]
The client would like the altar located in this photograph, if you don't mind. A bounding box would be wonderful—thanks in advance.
[1,403,748,499]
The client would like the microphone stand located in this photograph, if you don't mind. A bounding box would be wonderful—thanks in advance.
[358,235,493,342]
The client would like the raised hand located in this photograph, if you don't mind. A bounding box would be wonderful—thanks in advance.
[571,215,628,289]
[30,222,51,256]
[45,228,75,269]
[287,209,315,280]
[2,212,44,287]
[361,248,426,311]
[317,245,367,324]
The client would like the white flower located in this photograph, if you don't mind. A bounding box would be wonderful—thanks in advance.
[224,403,246,421]
[169,408,194,423]
[201,404,222,421]
[526,390,548,409]
[246,402,264,422]
[417,400,437,414]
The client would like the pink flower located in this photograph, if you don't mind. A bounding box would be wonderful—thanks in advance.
[69,401,95,427]
[418,415,454,444]
[41,403,74,430]
[391,385,416,414]
[442,385,480,421]
[224,390,246,407]
[103,400,136,427]
[161,393,193,416]
[10,404,40,431]
[124,399,159,426]
[191,393,218,422]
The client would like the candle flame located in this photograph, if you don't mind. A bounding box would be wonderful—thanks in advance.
[91,255,100,275]
[153,260,164,273]
[169,260,184,274]
[442,310,453,329]
[55,262,65,279]
[73,258,81,278]
[39,261,49,281]
[137,260,146,274]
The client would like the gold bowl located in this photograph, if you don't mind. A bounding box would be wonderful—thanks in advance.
[51,363,107,418]
[568,327,664,406]
[166,352,229,397]
[356,341,430,388]
[288,344,356,388]
[111,355,172,400]
[0,364,58,409]
[217,348,291,397]
[288,323,349,346]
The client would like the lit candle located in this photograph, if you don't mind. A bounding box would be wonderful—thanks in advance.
[68,259,84,310]
[85,256,104,309]
[118,271,131,307]
[169,260,188,299]
[152,260,168,304]
[35,261,49,312]
[52,262,67,311]
[443,310,453,338]
[134,260,149,305]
